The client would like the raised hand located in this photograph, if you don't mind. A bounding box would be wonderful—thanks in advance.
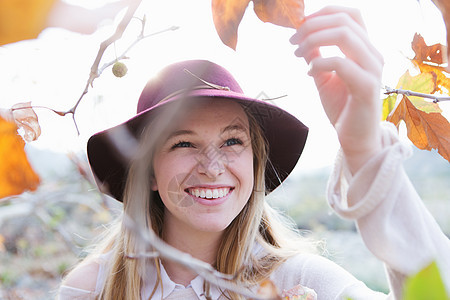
[290,6,384,173]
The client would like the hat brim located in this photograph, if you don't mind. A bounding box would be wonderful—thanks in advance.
[87,88,308,201]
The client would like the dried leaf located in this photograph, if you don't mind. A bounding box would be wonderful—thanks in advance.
[11,102,41,143]
[253,0,305,28]
[211,0,251,50]
[387,96,450,162]
[431,0,450,65]
[0,116,40,199]
[0,234,5,252]
[411,34,450,93]
[412,33,446,65]
[256,279,282,300]
[382,71,441,120]
[211,0,305,50]
[414,63,450,94]
[281,283,318,300]
[0,0,57,45]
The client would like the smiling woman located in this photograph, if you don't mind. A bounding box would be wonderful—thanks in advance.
[58,6,450,300]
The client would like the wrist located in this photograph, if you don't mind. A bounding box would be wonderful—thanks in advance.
[343,143,383,174]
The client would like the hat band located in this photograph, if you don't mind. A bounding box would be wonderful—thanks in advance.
[155,84,231,106]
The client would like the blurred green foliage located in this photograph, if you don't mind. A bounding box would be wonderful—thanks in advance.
[404,261,449,300]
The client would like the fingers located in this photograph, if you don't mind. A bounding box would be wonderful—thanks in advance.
[308,56,378,99]
[290,6,384,73]
[308,6,367,30]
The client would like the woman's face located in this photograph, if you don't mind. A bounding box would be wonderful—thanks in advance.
[152,99,254,234]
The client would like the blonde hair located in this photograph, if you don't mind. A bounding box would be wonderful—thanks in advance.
[65,101,317,299]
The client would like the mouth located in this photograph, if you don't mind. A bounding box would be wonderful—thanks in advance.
[185,187,234,200]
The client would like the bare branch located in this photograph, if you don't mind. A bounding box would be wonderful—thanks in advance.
[61,0,143,134]
[98,25,179,76]
[384,86,450,103]
[123,215,275,300]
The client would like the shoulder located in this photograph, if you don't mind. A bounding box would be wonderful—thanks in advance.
[272,253,358,287]
[276,252,357,277]
[62,260,100,292]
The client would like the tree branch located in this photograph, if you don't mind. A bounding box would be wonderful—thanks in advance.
[123,215,275,300]
[9,4,179,135]
[61,0,142,134]
[384,86,450,103]
[98,25,179,76]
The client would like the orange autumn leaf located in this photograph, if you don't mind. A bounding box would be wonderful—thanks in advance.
[211,0,305,50]
[211,0,251,50]
[256,279,282,300]
[0,116,40,199]
[411,34,450,94]
[387,95,450,162]
[253,0,304,28]
[412,33,446,65]
[0,0,57,46]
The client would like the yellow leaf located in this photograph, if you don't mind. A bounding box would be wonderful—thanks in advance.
[0,0,57,46]
[396,71,442,114]
[382,94,397,121]
[0,116,40,199]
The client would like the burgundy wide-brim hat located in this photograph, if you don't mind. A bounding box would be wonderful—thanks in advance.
[87,60,308,201]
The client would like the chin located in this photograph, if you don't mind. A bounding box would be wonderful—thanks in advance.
[193,219,234,233]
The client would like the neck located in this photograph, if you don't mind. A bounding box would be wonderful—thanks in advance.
[160,211,223,286]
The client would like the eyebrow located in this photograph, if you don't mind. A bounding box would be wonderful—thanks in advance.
[221,123,248,134]
[166,129,196,141]
[166,123,248,141]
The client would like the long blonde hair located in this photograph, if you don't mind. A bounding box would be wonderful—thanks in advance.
[67,101,316,299]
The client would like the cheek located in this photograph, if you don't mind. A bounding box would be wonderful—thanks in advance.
[153,154,197,191]
[230,149,254,191]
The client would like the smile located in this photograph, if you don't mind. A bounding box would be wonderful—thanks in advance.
[186,187,233,199]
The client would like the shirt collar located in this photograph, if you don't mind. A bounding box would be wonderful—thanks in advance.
[142,259,224,300]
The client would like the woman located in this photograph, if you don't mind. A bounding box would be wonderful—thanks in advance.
[58,6,450,299]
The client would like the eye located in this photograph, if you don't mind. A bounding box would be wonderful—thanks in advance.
[171,141,192,149]
[224,138,243,147]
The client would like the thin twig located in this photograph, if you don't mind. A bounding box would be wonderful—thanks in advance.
[384,86,450,103]
[61,0,143,134]
[9,4,178,134]
[98,25,179,75]
[123,215,274,300]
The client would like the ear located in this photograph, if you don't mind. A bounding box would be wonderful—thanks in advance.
[150,176,158,191]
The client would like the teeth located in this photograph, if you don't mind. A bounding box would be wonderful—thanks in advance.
[188,188,230,199]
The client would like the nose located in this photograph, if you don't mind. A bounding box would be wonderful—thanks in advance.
[196,144,227,179]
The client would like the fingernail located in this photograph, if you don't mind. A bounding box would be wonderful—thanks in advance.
[294,46,303,57]
[289,34,297,44]
[307,63,313,76]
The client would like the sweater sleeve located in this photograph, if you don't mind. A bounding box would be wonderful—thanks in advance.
[57,286,99,300]
[326,121,450,299]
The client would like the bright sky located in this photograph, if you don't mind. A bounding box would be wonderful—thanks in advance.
[1,0,449,172]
